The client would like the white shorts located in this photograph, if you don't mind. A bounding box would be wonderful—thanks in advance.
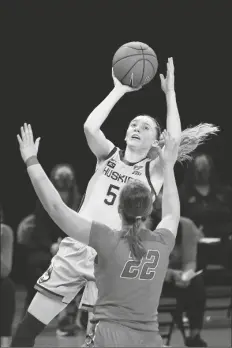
[35,237,97,305]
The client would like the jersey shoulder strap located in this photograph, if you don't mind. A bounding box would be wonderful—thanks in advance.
[96,146,120,170]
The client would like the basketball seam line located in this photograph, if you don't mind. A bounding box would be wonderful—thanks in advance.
[144,58,156,76]
[113,53,157,66]
[123,45,150,50]
[120,58,145,85]
[139,44,145,86]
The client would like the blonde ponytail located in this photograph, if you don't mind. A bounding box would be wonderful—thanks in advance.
[176,123,220,162]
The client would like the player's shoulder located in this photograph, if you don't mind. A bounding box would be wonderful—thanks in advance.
[154,227,175,240]
[105,146,120,159]
[97,146,120,167]
[146,227,175,249]
[91,220,116,237]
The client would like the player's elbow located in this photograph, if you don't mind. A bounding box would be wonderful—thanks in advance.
[84,122,95,135]
[48,202,67,231]
[49,201,63,218]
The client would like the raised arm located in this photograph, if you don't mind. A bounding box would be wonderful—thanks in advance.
[150,58,181,196]
[156,131,180,237]
[161,57,181,142]
[84,69,140,161]
[17,124,92,245]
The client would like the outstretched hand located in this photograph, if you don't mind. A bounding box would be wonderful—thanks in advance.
[17,123,40,163]
[156,130,179,167]
[112,68,142,93]
[160,57,175,94]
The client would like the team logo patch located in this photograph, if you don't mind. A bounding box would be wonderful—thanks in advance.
[132,165,143,175]
[37,264,53,284]
[107,159,116,168]
[134,165,143,170]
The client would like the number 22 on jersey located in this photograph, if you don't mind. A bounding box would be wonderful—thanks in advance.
[120,250,160,280]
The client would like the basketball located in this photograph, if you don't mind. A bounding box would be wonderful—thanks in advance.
[112,42,158,88]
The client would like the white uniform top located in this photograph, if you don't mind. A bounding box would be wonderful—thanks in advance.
[79,147,156,230]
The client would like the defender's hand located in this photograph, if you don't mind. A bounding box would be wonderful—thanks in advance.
[157,130,179,167]
[17,123,40,163]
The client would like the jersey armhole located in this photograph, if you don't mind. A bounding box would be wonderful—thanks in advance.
[97,146,118,166]
[105,146,118,160]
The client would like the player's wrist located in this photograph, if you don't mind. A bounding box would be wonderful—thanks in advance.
[163,162,175,170]
[25,155,39,168]
[165,90,176,98]
[113,85,126,97]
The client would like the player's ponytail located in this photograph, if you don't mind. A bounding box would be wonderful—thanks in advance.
[121,216,147,260]
[145,117,219,162]
[176,123,220,162]
[119,180,153,261]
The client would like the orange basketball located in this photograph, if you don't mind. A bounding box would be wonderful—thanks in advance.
[112,42,158,88]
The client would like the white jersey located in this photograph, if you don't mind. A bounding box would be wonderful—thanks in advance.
[79,147,156,230]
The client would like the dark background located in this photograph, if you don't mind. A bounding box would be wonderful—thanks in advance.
[1,1,232,232]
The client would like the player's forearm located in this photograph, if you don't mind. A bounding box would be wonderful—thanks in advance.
[162,164,180,220]
[27,164,64,218]
[84,87,125,133]
[166,91,181,141]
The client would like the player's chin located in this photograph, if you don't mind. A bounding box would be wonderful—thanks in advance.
[127,138,142,147]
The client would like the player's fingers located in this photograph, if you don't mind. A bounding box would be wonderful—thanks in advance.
[24,122,28,132]
[23,123,30,141]
[161,130,167,143]
[166,131,173,142]
[159,74,165,83]
[155,145,162,157]
[17,134,23,145]
[168,60,172,75]
[21,126,26,140]
[28,124,34,142]
[35,137,41,152]
[170,57,174,72]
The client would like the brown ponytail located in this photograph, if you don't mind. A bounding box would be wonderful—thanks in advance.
[119,180,153,260]
[121,216,147,260]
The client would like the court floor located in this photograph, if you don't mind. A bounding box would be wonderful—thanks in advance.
[12,287,231,347]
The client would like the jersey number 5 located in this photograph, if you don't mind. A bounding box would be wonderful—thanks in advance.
[104,184,120,205]
[120,250,160,280]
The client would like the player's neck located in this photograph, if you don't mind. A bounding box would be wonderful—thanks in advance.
[124,146,148,164]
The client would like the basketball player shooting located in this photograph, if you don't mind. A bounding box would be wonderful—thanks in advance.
[12,58,219,347]
[17,124,180,347]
